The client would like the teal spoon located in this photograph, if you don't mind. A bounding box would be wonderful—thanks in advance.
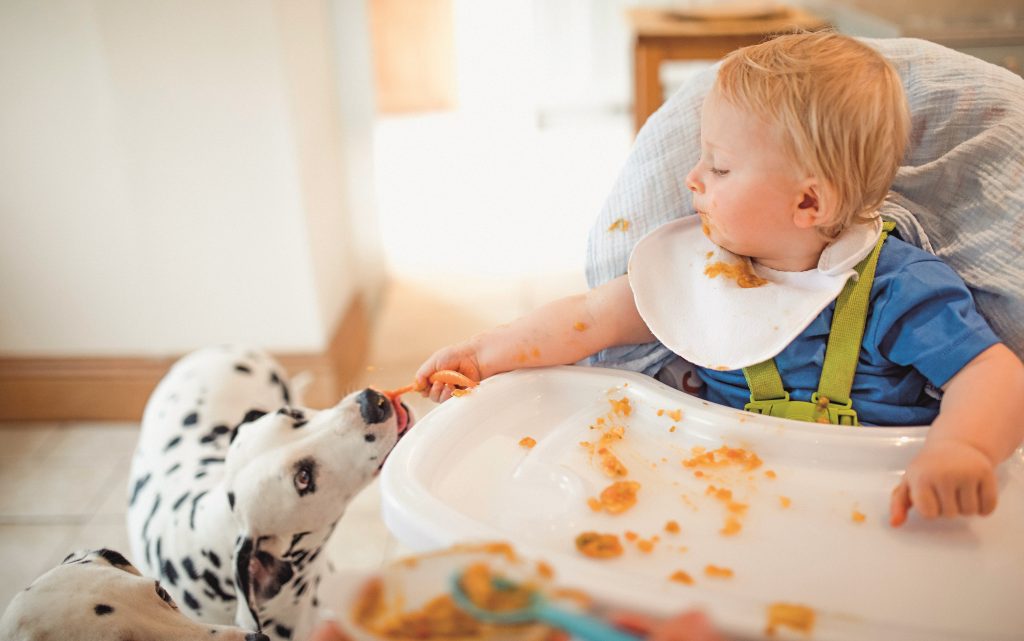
[449,572,640,641]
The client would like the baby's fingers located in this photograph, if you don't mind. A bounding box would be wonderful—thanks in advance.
[979,472,999,516]
[889,480,911,527]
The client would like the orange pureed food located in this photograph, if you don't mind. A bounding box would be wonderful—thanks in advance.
[704,260,769,289]
[575,532,624,559]
[765,603,816,637]
[589,480,641,515]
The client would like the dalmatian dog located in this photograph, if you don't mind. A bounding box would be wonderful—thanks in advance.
[126,346,411,641]
[0,548,268,641]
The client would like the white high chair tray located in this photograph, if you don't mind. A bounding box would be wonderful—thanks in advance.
[380,366,1024,641]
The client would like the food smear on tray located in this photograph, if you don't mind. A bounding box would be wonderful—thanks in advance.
[765,603,816,637]
[588,480,642,514]
[575,531,624,559]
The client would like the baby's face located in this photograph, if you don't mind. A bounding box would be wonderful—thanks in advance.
[686,88,813,269]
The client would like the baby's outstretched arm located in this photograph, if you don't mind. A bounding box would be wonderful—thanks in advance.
[890,343,1024,526]
[415,275,655,402]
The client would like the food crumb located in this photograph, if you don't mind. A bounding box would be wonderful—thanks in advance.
[636,539,655,553]
[720,516,742,536]
[575,532,624,559]
[608,218,631,232]
[664,520,680,534]
[608,397,632,416]
[765,603,816,637]
[518,436,536,449]
[852,510,866,523]
[764,470,777,479]
[592,480,641,515]
[704,565,734,579]
[624,531,638,542]
[779,496,792,508]
[669,570,694,585]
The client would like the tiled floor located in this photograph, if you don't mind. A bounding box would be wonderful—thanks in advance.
[0,110,628,611]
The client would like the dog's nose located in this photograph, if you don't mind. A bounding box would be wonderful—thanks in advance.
[245,634,270,641]
[357,388,393,424]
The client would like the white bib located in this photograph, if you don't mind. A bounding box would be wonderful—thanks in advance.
[628,216,882,371]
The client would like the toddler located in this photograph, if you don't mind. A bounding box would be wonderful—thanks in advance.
[415,32,1024,525]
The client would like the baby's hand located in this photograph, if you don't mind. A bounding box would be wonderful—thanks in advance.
[415,342,483,403]
[889,439,998,527]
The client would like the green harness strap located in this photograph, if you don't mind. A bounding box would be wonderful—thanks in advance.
[742,221,896,426]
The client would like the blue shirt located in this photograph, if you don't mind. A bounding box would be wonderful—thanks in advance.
[697,236,1001,426]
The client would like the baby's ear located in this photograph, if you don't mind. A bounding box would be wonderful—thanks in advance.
[792,178,835,229]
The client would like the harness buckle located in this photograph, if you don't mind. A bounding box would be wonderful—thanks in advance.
[744,392,859,426]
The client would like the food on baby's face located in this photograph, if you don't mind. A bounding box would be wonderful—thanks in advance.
[575,532,624,559]
[519,437,537,449]
[704,259,769,289]
[765,603,816,637]
[574,321,588,331]
[590,480,641,515]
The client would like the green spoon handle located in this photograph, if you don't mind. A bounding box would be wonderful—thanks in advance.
[535,602,641,641]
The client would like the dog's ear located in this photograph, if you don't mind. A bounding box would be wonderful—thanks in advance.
[233,535,294,628]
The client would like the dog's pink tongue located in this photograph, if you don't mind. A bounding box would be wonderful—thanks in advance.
[391,396,410,434]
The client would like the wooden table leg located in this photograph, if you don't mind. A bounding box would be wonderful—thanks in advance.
[633,39,665,133]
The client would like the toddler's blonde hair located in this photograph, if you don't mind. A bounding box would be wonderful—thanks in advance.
[715,31,910,238]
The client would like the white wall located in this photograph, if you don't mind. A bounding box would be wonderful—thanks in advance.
[0,0,378,357]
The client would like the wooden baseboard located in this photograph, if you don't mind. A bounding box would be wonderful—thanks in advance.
[0,294,371,422]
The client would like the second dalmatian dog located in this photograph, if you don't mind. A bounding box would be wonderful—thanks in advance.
[127,346,411,641]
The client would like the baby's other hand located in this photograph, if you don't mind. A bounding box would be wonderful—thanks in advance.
[415,342,483,403]
[890,439,998,527]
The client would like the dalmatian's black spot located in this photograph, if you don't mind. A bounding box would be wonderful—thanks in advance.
[229,409,267,445]
[183,589,201,612]
[202,569,235,601]
[164,436,183,452]
[270,371,291,404]
[182,557,200,580]
[284,532,310,556]
[195,471,207,480]
[62,552,77,564]
[163,559,179,586]
[200,425,231,444]
[274,623,293,639]
[166,462,181,475]
[183,412,199,427]
[97,549,132,569]
[202,549,222,568]
[184,585,201,610]
[189,491,207,530]
[235,364,253,374]
[94,603,114,615]
[227,492,236,511]
[199,457,224,466]
[364,433,376,442]
[172,491,191,511]
[142,496,161,540]
[129,474,152,507]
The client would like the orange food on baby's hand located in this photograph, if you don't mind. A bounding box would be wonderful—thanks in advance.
[429,370,478,389]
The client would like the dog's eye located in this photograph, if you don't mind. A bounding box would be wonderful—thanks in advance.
[294,468,311,492]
